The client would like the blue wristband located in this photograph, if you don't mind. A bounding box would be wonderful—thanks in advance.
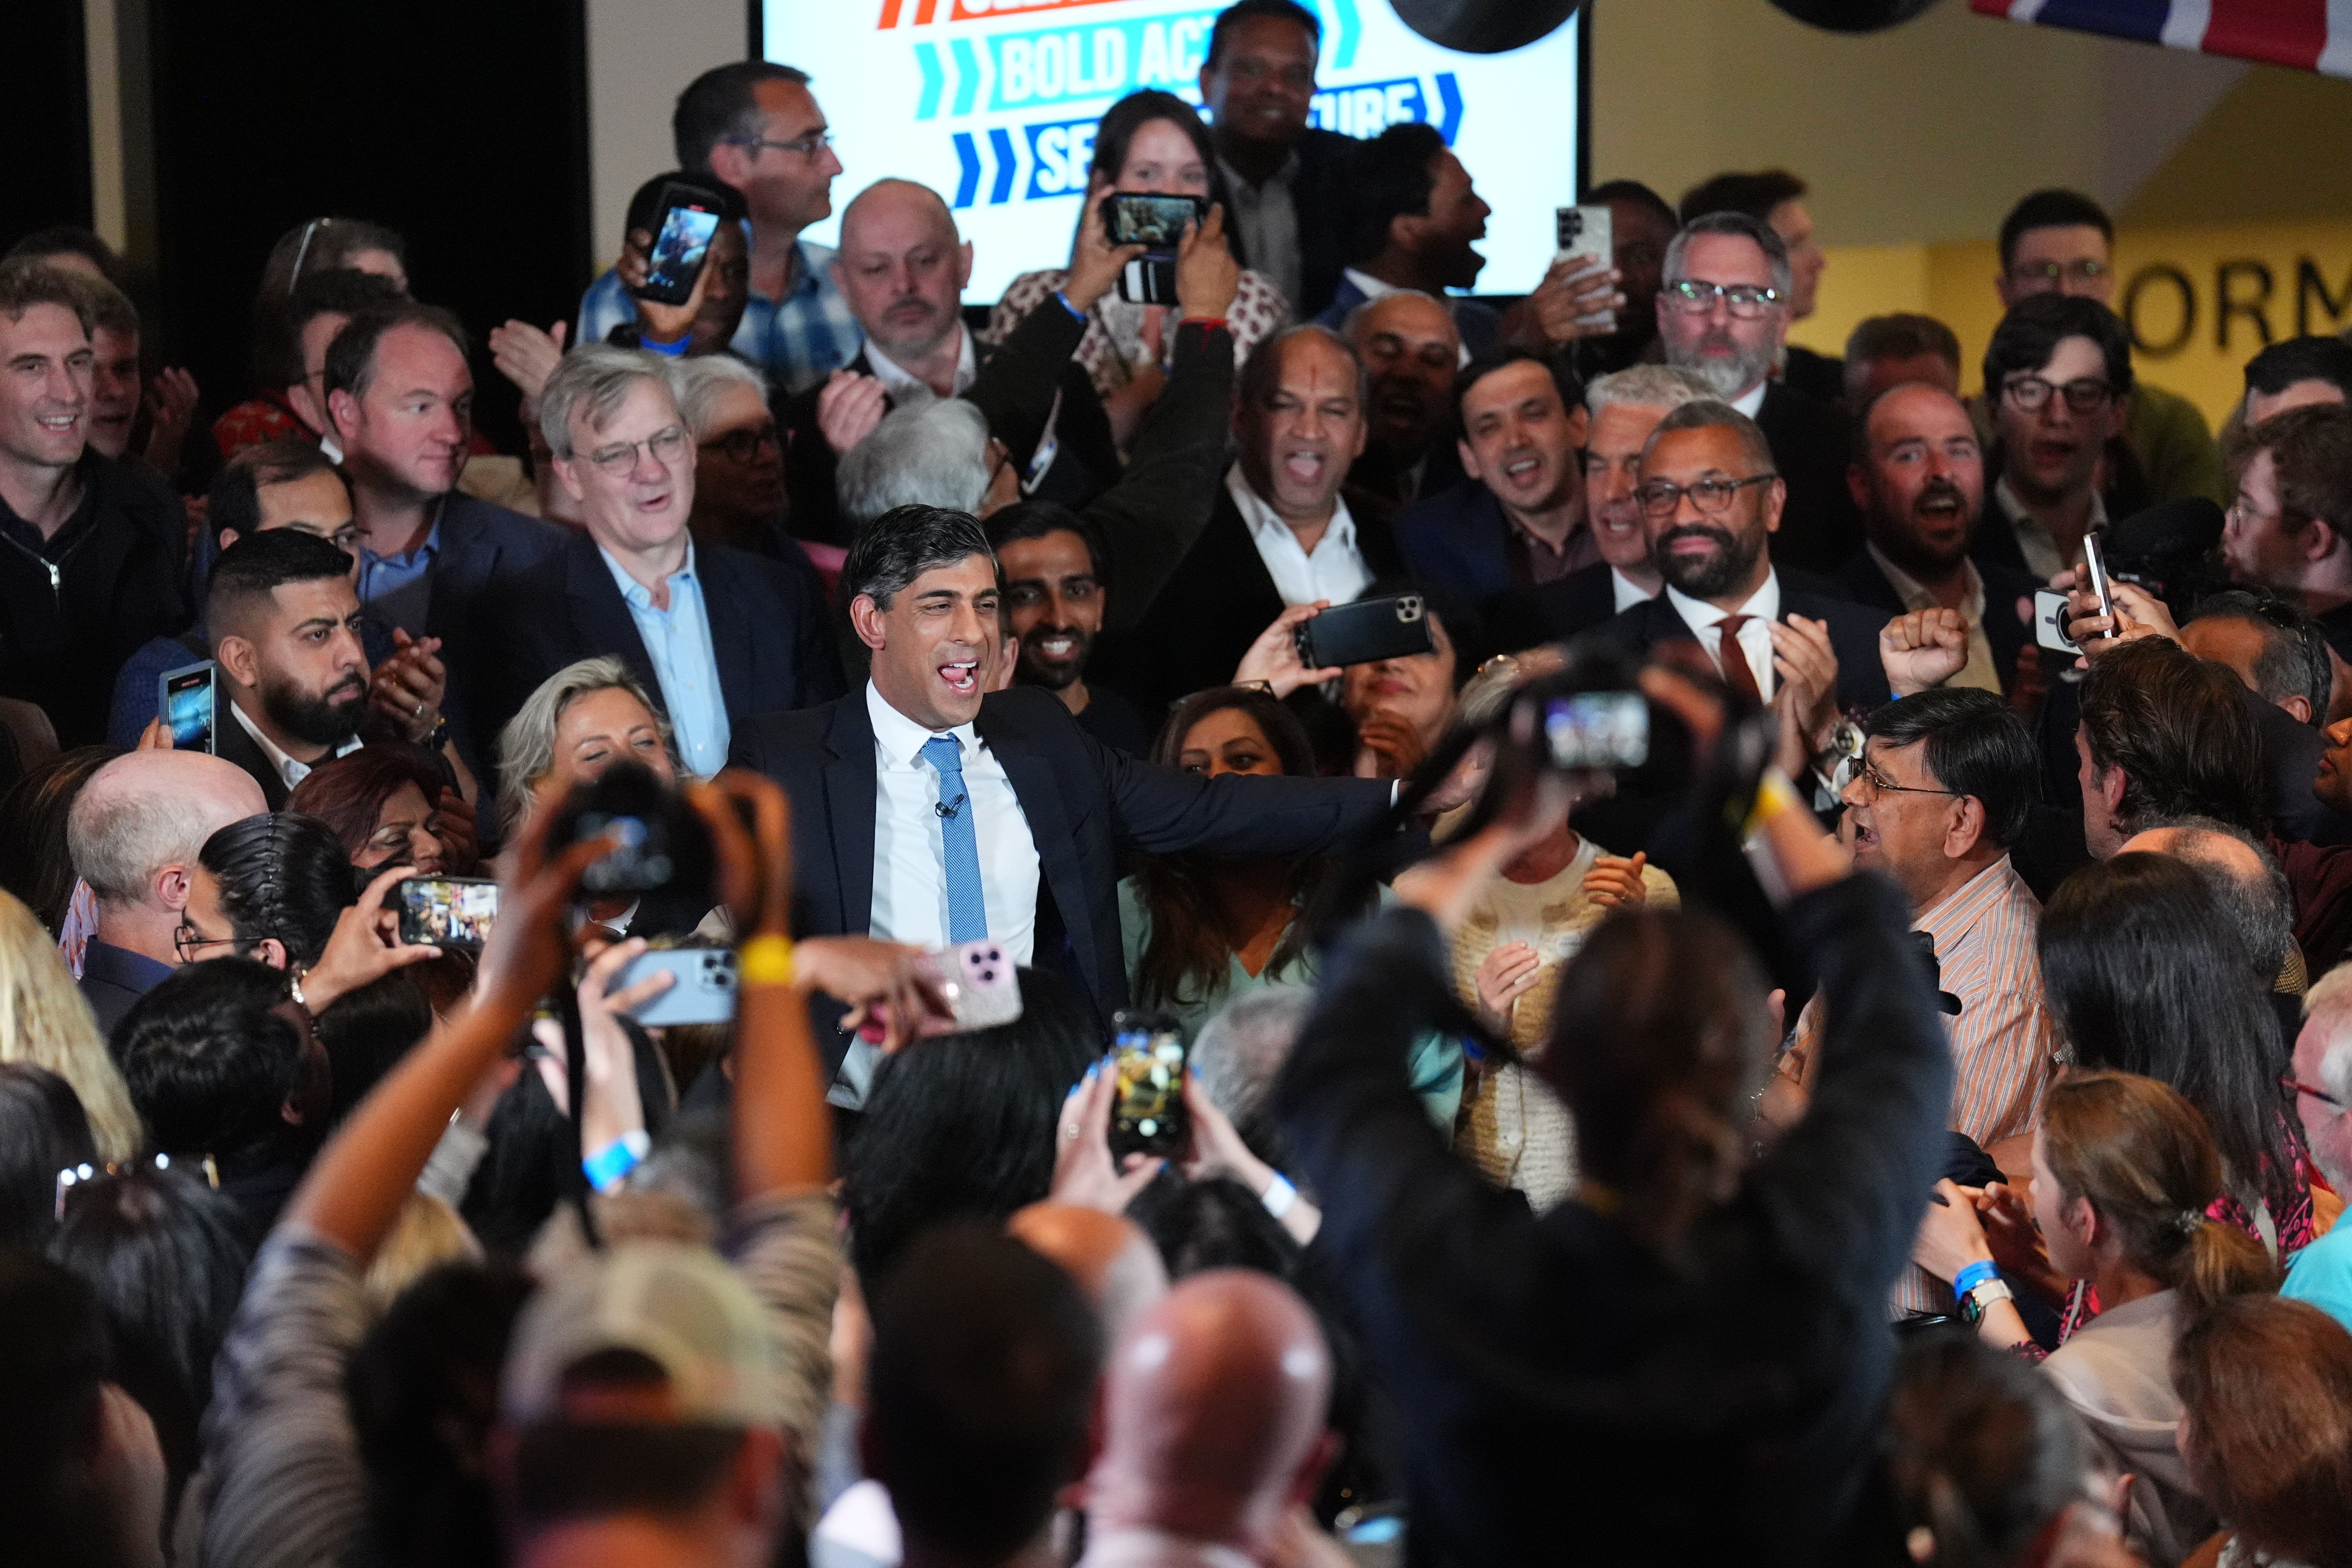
[1953,1259,1998,1300]
[1053,290,1087,323]
[584,1129,651,1193]
[639,331,691,358]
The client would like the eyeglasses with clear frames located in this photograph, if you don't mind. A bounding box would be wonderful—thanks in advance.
[585,426,690,477]
[2008,258,2109,288]
[731,131,835,160]
[1659,279,1783,319]
[1634,473,1777,521]
[1853,758,1962,800]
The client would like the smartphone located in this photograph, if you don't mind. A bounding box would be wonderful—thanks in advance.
[617,947,739,1027]
[637,182,727,307]
[2032,589,2080,655]
[1555,203,1616,329]
[924,938,1024,1033]
[159,660,216,754]
[1106,193,1205,307]
[1296,594,1435,670]
[2081,530,2117,632]
[1108,1010,1189,1160]
[1545,691,1650,772]
[393,876,500,951]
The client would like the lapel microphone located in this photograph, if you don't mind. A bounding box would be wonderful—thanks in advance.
[936,794,967,819]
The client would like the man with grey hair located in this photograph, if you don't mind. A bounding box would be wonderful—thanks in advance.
[1657,212,1858,572]
[836,396,1004,534]
[2120,815,2305,1053]
[667,354,794,559]
[69,749,268,1032]
[474,343,841,780]
[2284,963,2352,1330]
[1528,363,1712,640]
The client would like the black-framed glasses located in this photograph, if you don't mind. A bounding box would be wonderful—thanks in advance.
[699,422,781,465]
[2002,375,2115,414]
[1855,758,1962,800]
[174,920,244,963]
[584,426,690,477]
[1659,279,1782,319]
[1635,473,1777,521]
[730,131,834,160]
[2285,1074,2346,1111]
[2008,258,2109,288]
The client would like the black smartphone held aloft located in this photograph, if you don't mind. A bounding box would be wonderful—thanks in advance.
[637,182,728,307]
[158,659,216,754]
[1105,192,1204,307]
[1108,1010,1189,1161]
[1296,594,1435,670]
[392,876,500,951]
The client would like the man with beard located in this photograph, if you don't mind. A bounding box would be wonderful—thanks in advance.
[1342,290,1463,530]
[782,179,1121,545]
[1602,401,1889,782]
[1838,383,2041,698]
[991,502,1154,755]
[1973,294,2131,581]
[1528,365,1709,640]
[205,529,376,808]
[1316,123,1497,356]
[1655,212,1860,575]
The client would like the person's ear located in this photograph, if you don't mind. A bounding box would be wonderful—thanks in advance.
[552,454,588,505]
[2283,693,2315,726]
[728,1426,789,1529]
[2098,762,2128,818]
[2304,515,2343,564]
[1944,794,1987,862]
[1846,461,1872,517]
[152,862,195,914]
[849,593,889,654]
[1385,211,1421,259]
[326,387,360,443]
[1286,1427,1342,1509]
[252,937,289,971]
[1566,403,1590,450]
[955,240,974,291]
[1761,475,1787,536]
[213,632,262,690]
[287,381,325,436]
[1456,435,1481,481]
[1994,272,2018,310]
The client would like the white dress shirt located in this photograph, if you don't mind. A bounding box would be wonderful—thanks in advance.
[1611,567,1659,613]
[862,327,978,402]
[229,700,361,789]
[1665,572,1782,698]
[1731,379,1768,419]
[1226,464,1372,609]
[864,681,1039,962]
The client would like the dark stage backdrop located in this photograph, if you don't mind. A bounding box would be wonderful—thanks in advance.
[0,0,93,243]
[147,0,591,458]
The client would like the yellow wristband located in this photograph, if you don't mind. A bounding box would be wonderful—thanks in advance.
[738,933,795,988]
[1741,768,1805,839]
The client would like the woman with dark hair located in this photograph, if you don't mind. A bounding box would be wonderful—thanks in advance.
[1913,1071,2279,1563]
[286,744,468,877]
[2037,853,2314,1261]
[987,88,1275,442]
[0,1062,99,1249]
[187,812,365,970]
[0,744,116,934]
[1337,583,1485,780]
[2175,1295,2352,1568]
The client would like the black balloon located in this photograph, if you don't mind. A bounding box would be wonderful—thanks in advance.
[1768,0,1946,31]
[1388,0,1585,54]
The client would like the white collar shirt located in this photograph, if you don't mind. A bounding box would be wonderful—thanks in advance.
[1869,543,2002,694]
[862,326,978,403]
[1611,567,1658,613]
[864,680,1038,964]
[1731,379,1769,419]
[1225,463,1372,608]
[1993,475,2106,582]
[229,699,360,789]
[1665,572,1782,698]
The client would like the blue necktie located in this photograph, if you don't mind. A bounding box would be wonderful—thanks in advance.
[920,735,989,942]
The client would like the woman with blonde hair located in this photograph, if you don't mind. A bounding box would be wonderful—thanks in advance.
[493,656,681,834]
[0,887,141,1161]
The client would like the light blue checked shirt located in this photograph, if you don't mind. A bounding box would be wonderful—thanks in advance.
[601,541,728,777]
[577,234,860,397]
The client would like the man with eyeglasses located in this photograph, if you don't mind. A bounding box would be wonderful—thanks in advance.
[1992,189,2223,508]
[2283,963,2352,1332]
[1525,365,1709,641]
[477,346,844,782]
[670,354,796,561]
[1975,294,2134,581]
[1602,399,1889,785]
[578,62,858,397]
[2218,403,2352,672]
[1654,212,1861,574]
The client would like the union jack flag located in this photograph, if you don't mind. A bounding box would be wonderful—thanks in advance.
[1971,0,2352,78]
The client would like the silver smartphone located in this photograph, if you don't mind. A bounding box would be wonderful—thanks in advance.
[1555,204,1616,329]
[2081,530,2116,632]
[617,947,739,1027]
[159,659,216,753]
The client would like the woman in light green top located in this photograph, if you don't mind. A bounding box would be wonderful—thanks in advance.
[1117,686,1462,1129]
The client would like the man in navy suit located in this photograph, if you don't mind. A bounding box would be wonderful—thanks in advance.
[731,505,1397,1076]
[477,345,842,783]
[1601,400,1891,781]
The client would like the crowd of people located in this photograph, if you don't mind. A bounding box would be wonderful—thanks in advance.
[5,0,2352,1563]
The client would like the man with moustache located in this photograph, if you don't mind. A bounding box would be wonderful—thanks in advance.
[1601,400,1889,782]
[1838,383,2042,699]
[1655,213,1860,575]
[1341,290,1465,530]
[1527,365,1710,640]
[203,530,376,808]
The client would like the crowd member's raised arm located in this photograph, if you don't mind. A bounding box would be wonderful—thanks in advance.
[964,183,1143,465]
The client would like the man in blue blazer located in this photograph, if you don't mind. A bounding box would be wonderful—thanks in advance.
[474,345,843,784]
[731,505,1398,1068]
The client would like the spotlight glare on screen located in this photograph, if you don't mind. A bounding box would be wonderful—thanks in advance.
[764,0,1584,302]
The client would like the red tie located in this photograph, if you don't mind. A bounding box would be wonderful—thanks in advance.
[1715,614,1766,704]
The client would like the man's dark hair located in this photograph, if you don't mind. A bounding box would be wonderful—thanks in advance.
[206,527,356,631]
[112,958,309,1171]
[1239,323,1369,418]
[1453,348,1584,431]
[1648,396,1775,474]
[1586,178,1677,230]
[2077,637,2267,837]
[1677,169,1806,227]
[624,171,746,239]
[1997,189,2113,274]
[209,440,343,546]
[196,812,357,967]
[2243,334,2352,402]
[321,300,470,404]
[0,258,94,333]
[1205,0,1320,71]
[1844,312,1962,376]
[0,1249,120,1568]
[2227,403,2352,547]
[1864,690,2040,849]
[76,276,139,341]
[1885,1331,2096,1566]
[4,225,128,288]
[263,267,407,391]
[985,499,1106,583]
[842,504,994,611]
[1982,293,2133,406]
[2187,589,2334,727]
[866,1222,1105,1561]
[671,61,813,174]
[1346,122,1448,265]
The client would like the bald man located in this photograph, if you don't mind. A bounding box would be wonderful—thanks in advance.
[1077,1269,1337,1568]
[66,748,268,1032]
[1007,1201,1169,1343]
[2122,818,2300,998]
[780,178,1121,545]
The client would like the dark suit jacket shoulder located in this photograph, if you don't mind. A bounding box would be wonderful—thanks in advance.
[1527,560,1624,644]
[1600,581,1891,714]
[1755,382,1863,577]
[1394,483,1513,610]
[1213,126,1359,321]
[1834,550,2042,696]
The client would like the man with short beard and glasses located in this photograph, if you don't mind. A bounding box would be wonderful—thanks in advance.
[1837,383,2043,699]
[1655,212,1860,575]
[202,530,377,808]
[1527,364,1710,641]
[1601,400,1889,784]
